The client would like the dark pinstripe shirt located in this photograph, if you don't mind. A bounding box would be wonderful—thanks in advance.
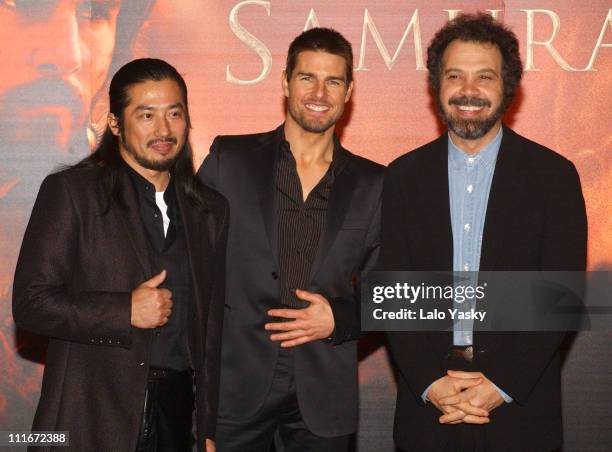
[276,138,336,307]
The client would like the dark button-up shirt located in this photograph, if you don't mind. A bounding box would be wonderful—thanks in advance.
[276,133,338,308]
[123,162,192,371]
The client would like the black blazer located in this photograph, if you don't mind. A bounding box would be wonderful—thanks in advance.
[13,165,228,452]
[381,126,587,451]
[198,126,384,436]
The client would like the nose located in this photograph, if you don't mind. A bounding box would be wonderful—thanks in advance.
[32,5,83,77]
[458,76,480,98]
[313,79,326,99]
[155,116,171,138]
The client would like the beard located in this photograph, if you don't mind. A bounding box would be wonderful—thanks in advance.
[0,77,89,188]
[120,131,181,171]
[438,95,505,140]
[287,99,341,134]
[0,77,86,151]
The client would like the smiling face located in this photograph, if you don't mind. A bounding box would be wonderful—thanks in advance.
[282,50,353,135]
[438,40,505,148]
[109,79,187,176]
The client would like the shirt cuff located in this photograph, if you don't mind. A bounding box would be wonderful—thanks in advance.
[422,382,435,403]
[492,382,513,403]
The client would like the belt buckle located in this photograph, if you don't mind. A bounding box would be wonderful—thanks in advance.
[451,345,474,363]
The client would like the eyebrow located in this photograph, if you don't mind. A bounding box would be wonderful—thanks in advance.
[133,103,185,112]
[296,71,346,82]
[444,67,499,74]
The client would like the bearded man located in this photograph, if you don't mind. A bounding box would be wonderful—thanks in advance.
[13,58,227,452]
[381,13,587,452]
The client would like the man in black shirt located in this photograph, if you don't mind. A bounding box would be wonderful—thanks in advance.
[13,59,228,452]
[199,28,384,451]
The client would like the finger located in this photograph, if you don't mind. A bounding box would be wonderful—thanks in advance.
[461,414,490,424]
[447,370,482,379]
[439,409,466,424]
[454,377,482,391]
[454,402,489,417]
[295,289,323,304]
[265,320,304,332]
[159,288,173,299]
[269,330,307,342]
[439,393,470,406]
[144,270,167,288]
[267,309,305,319]
[280,335,314,348]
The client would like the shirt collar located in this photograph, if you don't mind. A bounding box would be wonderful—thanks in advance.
[121,156,176,206]
[448,126,502,169]
[276,124,345,177]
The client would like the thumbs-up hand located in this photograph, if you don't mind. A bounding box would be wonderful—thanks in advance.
[130,270,173,328]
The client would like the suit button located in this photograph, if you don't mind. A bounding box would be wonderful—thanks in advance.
[271,272,278,280]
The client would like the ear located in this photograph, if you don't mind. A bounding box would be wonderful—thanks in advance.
[107,113,120,137]
[344,80,354,103]
[282,70,290,98]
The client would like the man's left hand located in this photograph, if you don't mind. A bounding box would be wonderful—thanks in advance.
[437,370,504,424]
[265,289,334,347]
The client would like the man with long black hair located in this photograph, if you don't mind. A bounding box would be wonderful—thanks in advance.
[13,58,227,452]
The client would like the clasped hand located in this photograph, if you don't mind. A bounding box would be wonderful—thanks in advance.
[427,370,504,425]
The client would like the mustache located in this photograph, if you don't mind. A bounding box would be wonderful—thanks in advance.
[448,96,491,108]
[0,77,83,117]
[147,137,178,147]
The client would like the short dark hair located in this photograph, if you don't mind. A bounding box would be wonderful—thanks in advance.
[74,58,205,209]
[285,27,354,84]
[427,13,523,112]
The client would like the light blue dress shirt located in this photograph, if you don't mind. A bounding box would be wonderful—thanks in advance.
[421,128,511,403]
[448,128,501,345]
[447,127,511,403]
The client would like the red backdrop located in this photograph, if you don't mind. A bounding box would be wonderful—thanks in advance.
[1,1,610,450]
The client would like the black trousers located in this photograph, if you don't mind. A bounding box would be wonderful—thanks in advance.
[216,348,352,452]
[135,369,194,452]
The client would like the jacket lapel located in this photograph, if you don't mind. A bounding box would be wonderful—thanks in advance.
[115,169,153,278]
[309,148,356,281]
[480,125,524,270]
[177,188,214,319]
[419,135,453,271]
[251,137,279,266]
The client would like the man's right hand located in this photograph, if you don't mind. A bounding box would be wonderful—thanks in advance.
[427,375,490,425]
[130,270,173,328]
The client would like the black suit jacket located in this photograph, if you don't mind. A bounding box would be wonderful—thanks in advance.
[381,126,587,451]
[198,126,384,436]
[13,165,228,452]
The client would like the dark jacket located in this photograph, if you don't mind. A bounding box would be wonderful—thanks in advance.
[381,126,587,451]
[198,126,384,436]
[13,165,228,451]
